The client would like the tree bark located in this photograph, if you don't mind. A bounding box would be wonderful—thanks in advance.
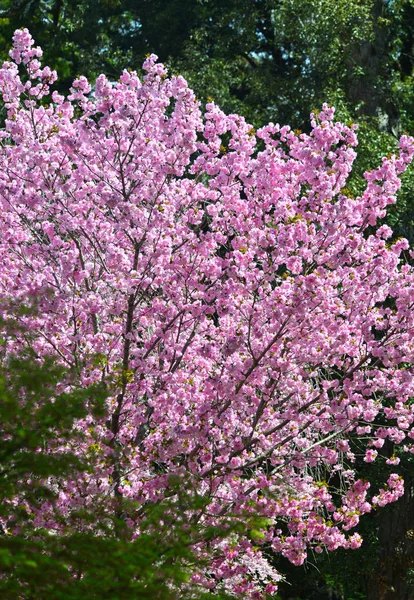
[366,468,414,600]
[345,0,400,135]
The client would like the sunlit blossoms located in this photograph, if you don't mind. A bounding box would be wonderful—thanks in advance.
[1,29,414,597]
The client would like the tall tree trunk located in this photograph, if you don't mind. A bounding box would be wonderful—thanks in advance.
[345,0,400,135]
[366,468,414,600]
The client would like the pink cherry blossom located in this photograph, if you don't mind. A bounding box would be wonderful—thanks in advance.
[1,29,414,597]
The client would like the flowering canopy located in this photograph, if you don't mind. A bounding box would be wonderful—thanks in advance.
[1,29,414,597]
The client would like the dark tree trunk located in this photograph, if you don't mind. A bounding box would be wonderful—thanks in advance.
[345,0,400,136]
[366,469,414,600]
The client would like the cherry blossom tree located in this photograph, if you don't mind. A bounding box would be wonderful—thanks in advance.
[1,29,414,598]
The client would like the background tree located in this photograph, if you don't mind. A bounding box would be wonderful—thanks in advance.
[1,1,413,129]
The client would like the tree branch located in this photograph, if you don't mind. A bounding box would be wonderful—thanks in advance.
[0,0,35,20]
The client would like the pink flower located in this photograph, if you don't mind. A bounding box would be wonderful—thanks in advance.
[1,30,414,597]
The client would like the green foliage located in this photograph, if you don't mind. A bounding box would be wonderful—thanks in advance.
[0,351,107,522]
[0,1,412,129]
[1,487,239,599]
[0,318,239,599]
[0,0,203,92]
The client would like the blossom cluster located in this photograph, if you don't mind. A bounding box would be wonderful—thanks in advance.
[1,29,414,597]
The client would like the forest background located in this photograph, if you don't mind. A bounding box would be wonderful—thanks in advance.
[0,1,414,599]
